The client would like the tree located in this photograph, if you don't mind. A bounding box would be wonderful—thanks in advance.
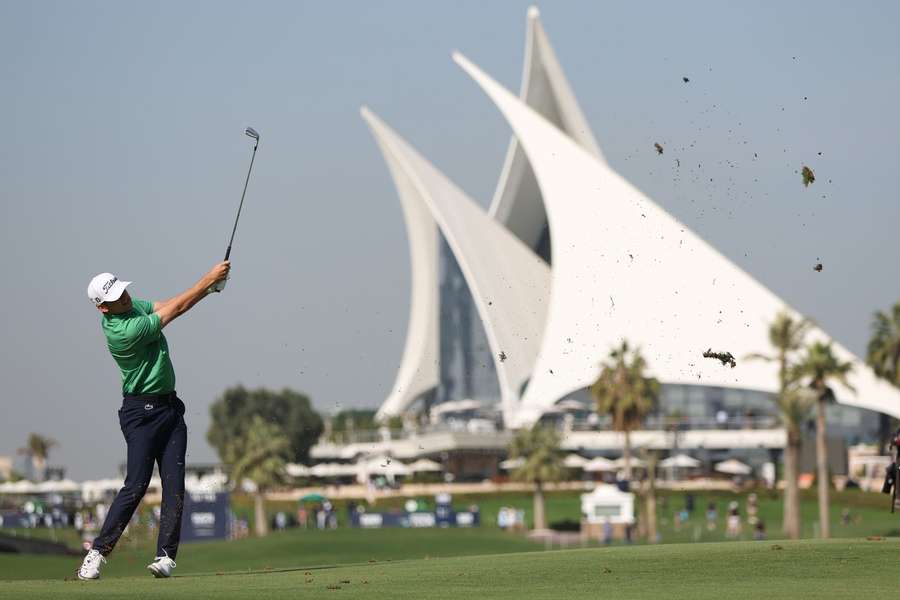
[17,433,57,482]
[508,425,565,531]
[639,448,659,543]
[794,341,854,539]
[224,415,291,537]
[208,386,323,465]
[329,409,377,443]
[591,341,660,481]
[746,311,813,539]
[867,301,900,449]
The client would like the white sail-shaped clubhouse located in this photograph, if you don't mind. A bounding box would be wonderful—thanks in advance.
[373,7,598,422]
[454,52,900,426]
[363,108,551,423]
[370,8,900,428]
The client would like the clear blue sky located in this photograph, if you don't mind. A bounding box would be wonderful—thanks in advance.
[2,1,898,478]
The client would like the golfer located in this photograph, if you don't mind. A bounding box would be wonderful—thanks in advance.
[78,261,230,580]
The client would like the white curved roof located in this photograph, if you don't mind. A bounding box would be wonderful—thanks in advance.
[491,6,602,249]
[453,51,900,425]
[370,109,441,421]
[362,107,551,424]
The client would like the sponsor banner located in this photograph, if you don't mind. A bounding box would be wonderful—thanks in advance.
[180,491,230,542]
[351,509,479,529]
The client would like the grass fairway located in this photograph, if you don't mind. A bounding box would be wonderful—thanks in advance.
[1,538,895,599]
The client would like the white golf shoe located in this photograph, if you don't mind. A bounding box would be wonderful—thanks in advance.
[77,549,106,580]
[147,553,176,578]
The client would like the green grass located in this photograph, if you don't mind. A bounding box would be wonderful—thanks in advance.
[1,538,896,599]
[0,527,540,582]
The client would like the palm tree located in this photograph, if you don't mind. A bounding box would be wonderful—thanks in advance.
[17,433,57,482]
[867,301,900,449]
[226,415,291,537]
[508,425,565,531]
[591,341,660,481]
[794,341,854,539]
[746,311,812,539]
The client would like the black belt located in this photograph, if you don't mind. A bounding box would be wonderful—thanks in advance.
[123,391,177,404]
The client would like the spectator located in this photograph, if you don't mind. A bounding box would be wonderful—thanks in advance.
[601,517,613,545]
[753,520,766,541]
[705,501,718,531]
[726,501,741,538]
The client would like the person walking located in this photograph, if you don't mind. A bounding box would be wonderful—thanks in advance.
[77,263,230,580]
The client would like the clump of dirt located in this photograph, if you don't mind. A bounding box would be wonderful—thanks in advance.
[654,142,664,155]
[802,165,815,187]
[703,348,736,368]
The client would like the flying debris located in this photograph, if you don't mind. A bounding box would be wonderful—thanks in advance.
[703,348,737,368]
[814,263,823,272]
[654,143,664,155]
[682,76,690,83]
[498,351,507,362]
[802,165,815,187]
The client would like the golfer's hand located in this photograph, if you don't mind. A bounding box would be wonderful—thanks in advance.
[206,261,231,287]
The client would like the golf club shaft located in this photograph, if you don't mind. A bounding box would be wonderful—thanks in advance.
[224,140,259,261]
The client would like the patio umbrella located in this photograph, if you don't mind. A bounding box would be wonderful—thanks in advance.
[611,456,646,469]
[582,457,616,472]
[407,458,443,472]
[659,454,701,468]
[499,457,525,470]
[714,459,752,475]
[286,463,311,477]
[563,454,589,469]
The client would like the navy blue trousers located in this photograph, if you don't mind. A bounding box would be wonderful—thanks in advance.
[92,394,187,558]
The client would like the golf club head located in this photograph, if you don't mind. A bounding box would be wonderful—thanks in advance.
[244,127,259,141]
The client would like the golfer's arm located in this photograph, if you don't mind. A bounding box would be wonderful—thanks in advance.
[154,280,213,329]
[152,297,177,313]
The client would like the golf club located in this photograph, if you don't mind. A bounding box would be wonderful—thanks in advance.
[212,126,260,292]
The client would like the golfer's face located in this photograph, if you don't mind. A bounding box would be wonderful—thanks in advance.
[104,290,132,314]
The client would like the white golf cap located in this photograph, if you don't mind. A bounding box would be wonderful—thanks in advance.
[87,273,131,305]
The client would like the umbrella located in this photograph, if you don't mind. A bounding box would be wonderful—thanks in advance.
[299,493,327,504]
[563,454,589,469]
[357,456,411,477]
[583,457,616,472]
[286,463,311,477]
[715,459,752,475]
[35,479,81,493]
[611,456,646,469]
[0,480,38,494]
[499,457,525,470]
[407,458,443,472]
[659,454,701,468]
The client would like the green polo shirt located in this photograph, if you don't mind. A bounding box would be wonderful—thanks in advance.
[102,298,176,395]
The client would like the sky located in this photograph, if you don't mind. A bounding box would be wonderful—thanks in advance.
[1,1,899,479]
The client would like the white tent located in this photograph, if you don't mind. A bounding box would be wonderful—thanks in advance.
[715,459,752,475]
[583,457,616,472]
[0,480,38,494]
[563,454,589,469]
[357,455,412,477]
[659,454,701,468]
[285,464,312,477]
[35,479,81,493]
[611,456,646,469]
[310,463,358,478]
[407,458,443,472]
[499,457,526,470]
[80,478,124,502]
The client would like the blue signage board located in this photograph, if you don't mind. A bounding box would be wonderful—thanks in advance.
[180,491,230,542]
